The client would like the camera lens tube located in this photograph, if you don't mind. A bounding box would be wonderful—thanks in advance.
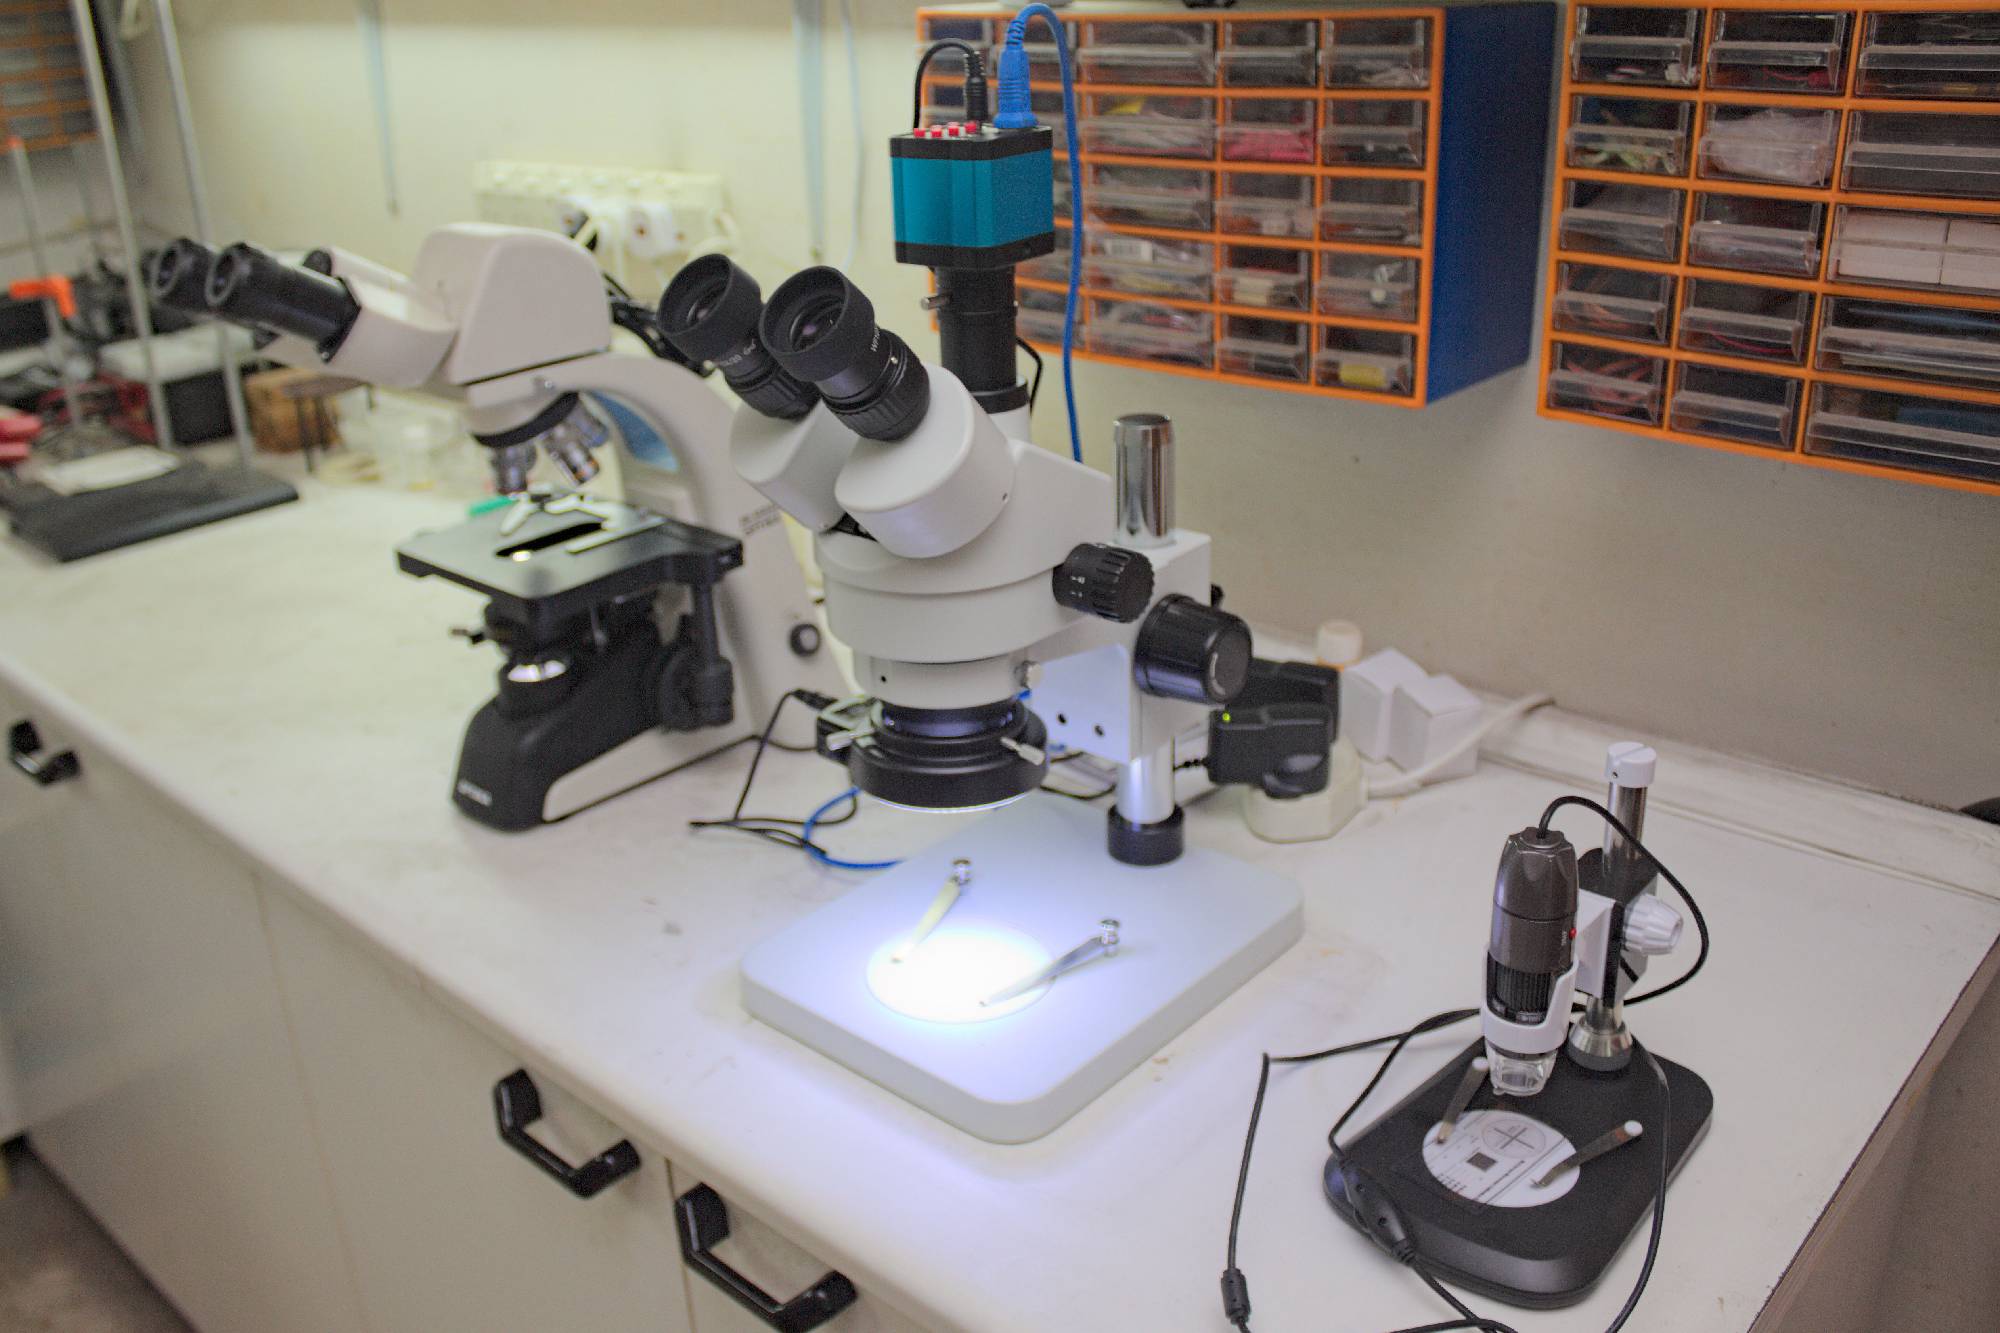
[658,256,818,420]
[760,267,930,442]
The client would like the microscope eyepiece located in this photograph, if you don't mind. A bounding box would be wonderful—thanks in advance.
[658,256,818,421]
[203,242,360,356]
[148,237,220,313]
[761,267,930,442]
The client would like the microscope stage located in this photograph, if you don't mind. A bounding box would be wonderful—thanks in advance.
[741,794,1303,1143]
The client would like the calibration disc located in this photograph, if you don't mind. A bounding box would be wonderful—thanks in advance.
[1423,1110,1579,1208]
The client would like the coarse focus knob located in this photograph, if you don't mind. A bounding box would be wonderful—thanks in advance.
[1052,543,1154,623]
[1132,595,1253,705]
[1621,894,1684,956]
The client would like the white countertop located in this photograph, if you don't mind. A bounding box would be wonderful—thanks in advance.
[2,475,1996,1333]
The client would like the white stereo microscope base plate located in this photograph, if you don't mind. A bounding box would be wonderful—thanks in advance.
[741,794,1303,1143]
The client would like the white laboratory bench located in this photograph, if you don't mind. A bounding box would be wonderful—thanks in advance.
[0,475,1995,1333]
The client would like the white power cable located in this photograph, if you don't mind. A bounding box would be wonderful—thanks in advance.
[838,0,864,271]
[1365,693,1555,799]
[792,0,828,264]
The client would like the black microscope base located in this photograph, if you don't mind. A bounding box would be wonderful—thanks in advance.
[1324,1040,1712,1310]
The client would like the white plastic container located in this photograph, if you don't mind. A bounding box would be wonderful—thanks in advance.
[1344,647,1425,761]
[1388,673,1484,779]
[339,393,468,491]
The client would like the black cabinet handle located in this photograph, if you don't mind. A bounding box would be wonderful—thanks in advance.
[9,721,79,786]
[492,1069,640,1199]
[676,1184,857,1332]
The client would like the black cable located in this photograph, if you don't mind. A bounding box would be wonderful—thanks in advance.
[912,40,984,129]
[1323,1010,1478,1156]
[1536,795,1709,1005]
[609,294,706,374]
[730,690,810,822]
[1224,1010,1478,1312]
[1018,337,1043,411]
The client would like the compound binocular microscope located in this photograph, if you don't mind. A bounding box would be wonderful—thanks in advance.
[649,59,1339,1140]
[150,226,842,830]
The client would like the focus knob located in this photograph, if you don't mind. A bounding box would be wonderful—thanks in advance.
[1133,595,1253,705]
[1621,894,1684,956]
[1052,543,1154,623]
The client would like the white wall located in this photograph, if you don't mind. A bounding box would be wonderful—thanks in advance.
[119,0,2000,810]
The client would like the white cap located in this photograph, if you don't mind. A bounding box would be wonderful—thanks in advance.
[1605,741,1658,788]
[1622,895,1683,955]
[1316,619,1364,668]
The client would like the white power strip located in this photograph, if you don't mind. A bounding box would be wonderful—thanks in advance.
[471,160,731,265]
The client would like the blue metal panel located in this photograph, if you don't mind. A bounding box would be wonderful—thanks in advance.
[892,151,1054,250]
[1426,3,1558,402]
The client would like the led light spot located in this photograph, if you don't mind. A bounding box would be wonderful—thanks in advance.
[866,924,1051,1024]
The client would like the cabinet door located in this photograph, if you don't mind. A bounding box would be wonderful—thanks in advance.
[262,885,695,1333]
[0,685,96,1139]
[670,1165,934,1333]
[0,717,367,1333]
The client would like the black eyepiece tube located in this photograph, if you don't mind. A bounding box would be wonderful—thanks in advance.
[148,237,220,313]
[760,267,930,442]
[658,256,818,421]
[203,242,360,356]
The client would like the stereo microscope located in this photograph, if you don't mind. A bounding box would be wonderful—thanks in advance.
[150,226,843,829]
[653,79,1337,1139]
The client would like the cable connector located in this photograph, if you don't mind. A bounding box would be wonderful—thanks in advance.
[1219,1267,1251,1326]
[963,51,991,124]
[992,33,1033,128]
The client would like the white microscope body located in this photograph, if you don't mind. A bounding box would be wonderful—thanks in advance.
[701,264,1304,1142]
[737,383,1218,838]
[151,224,843,819]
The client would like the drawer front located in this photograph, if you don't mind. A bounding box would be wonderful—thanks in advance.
[263,886,694,1333]
[670,1164,933,1333]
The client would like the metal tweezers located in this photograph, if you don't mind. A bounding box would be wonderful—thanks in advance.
[981,919,1121,1007]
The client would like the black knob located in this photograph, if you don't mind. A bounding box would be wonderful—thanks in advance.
[1053,543,1155,624]
[1133,595,1253,706]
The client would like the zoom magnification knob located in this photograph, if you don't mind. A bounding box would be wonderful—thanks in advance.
[1133,595,1253,705]
[1052,543,1154,624]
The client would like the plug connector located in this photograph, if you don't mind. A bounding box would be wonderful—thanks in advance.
[992,37,1032,128]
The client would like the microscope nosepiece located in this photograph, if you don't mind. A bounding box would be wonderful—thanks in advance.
[539,399,610,487]
[488,442,539,497]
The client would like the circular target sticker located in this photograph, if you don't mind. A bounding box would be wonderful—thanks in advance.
[1423,1109,1580,1208]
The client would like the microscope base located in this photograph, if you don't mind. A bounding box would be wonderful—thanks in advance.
[1324,1039,1713,1309]
[741,794,1302,1143]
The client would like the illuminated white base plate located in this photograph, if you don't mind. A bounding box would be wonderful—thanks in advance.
[741,794,1303,1143]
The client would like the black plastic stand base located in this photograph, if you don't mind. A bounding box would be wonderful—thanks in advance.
[1324,1039,1712,1310]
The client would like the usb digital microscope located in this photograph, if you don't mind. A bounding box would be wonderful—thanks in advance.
[1326,745,1714,1307]
[655,48,1338,1141]
[150,227,843,830]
